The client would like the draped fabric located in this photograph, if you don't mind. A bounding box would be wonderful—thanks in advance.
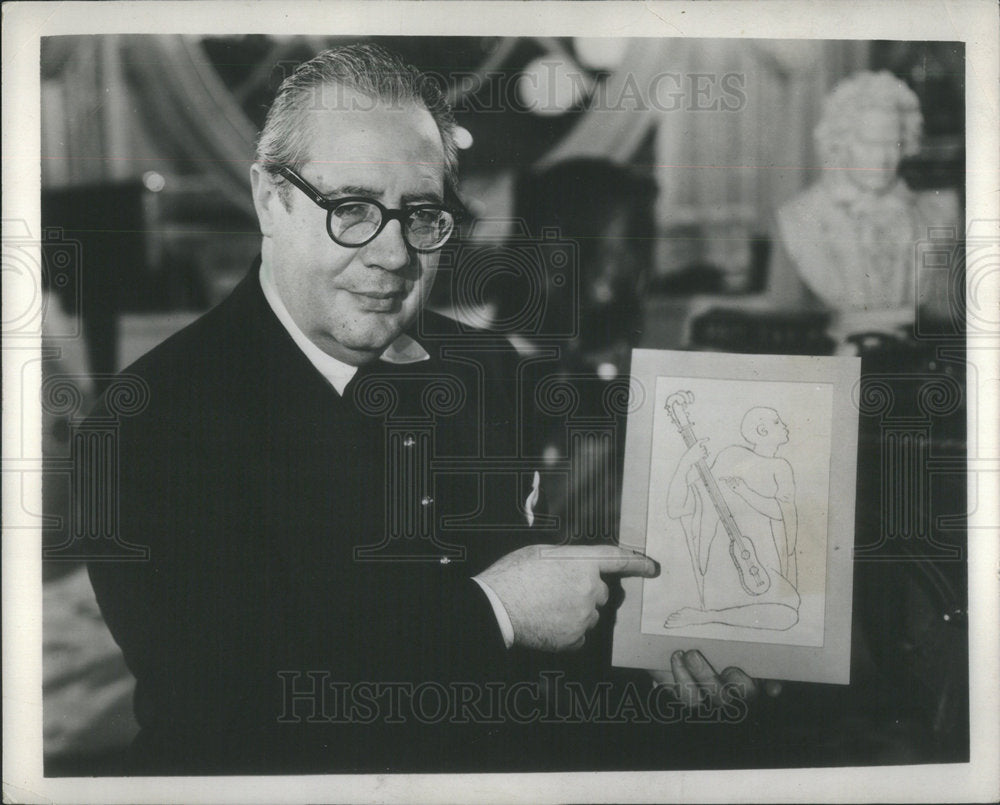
[41,37,127,187]
[41,35,258,218]
[654,39,871,230]
[120,36,258,218]
[535,38,667,168]
[652,40,871,277]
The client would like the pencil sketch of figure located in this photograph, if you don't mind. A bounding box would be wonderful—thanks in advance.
[663,391,800,631]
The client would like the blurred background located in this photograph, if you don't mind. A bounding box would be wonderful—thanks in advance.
[38,35,968,773]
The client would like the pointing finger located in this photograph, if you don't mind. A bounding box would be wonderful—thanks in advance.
[594,546,660,578]
[537,545,659,577]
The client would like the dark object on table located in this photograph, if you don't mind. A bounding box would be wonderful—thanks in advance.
[689,307,835,355]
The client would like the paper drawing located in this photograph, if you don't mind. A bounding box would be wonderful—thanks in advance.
[661,391,800,632]
[613,350,860,684]
[639,374,834,649]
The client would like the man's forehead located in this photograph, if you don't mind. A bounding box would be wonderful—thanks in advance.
[303,86,441,145]
[298,90,445,192]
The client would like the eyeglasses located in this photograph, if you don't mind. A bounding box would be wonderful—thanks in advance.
[278,167,459,252]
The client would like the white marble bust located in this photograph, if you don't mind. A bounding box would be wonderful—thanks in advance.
[776,71,958,337]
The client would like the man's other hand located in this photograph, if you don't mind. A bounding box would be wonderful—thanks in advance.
[648,650,783,709]
[476,545,659,652]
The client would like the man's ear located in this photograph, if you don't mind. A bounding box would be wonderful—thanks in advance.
[250,163,279,237]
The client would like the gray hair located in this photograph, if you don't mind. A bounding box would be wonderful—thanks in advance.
[814,70,923,165]
[255,43,459,201]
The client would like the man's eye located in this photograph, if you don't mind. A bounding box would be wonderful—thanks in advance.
[333,203,375,222]
[409,208,443,227]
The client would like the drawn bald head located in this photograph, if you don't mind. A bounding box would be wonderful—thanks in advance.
[741,407,790,449]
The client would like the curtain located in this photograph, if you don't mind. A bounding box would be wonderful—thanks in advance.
[653,39,870,276]
[120,35,258,218]
[535,37,667,168]
[41,35,258,219]
[654,39,870,228]
[41,37,121,187]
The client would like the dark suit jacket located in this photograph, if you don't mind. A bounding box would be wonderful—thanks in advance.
[87,261,577,772]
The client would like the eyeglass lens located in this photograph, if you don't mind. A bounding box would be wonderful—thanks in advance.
[329,201,453,250]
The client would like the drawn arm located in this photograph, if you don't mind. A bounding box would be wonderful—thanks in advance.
[722,476,782,520]
[774,460,798,584]
[667,439,707,519]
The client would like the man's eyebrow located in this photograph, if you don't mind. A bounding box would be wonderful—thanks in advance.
[317,185,443,206]
[319,184,382,199]
[401,191,445,205]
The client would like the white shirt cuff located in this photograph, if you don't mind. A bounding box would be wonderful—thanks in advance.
[471,577,515,649]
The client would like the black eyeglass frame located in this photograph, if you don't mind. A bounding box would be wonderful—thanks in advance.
[278,166,460,253]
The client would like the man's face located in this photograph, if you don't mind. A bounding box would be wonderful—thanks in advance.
[842,108,904,194]
[770,414,790,445]
[752,410,789,448]
[254,89,446,365]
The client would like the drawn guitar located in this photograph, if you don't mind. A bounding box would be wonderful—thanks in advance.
[665,390,771,596]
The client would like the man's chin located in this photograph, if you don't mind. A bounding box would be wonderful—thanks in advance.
[353,295,403,315]
[338,320,408,356]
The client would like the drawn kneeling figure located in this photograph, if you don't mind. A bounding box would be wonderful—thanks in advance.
[664,393,800,631]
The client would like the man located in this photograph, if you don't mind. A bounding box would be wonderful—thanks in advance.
[664,407,800,631]
[87,44,757,774]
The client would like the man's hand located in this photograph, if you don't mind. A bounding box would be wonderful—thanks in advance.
[476,544,659,652]
[648,650,783,709]
[679,437,709,471]
[720,475,748,496]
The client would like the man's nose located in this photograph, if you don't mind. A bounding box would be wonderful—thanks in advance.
[363,218,411,272]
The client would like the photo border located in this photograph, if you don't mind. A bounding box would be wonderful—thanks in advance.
[4,1,998,803]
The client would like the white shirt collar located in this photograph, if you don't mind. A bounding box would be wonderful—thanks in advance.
[259,259,429,395]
